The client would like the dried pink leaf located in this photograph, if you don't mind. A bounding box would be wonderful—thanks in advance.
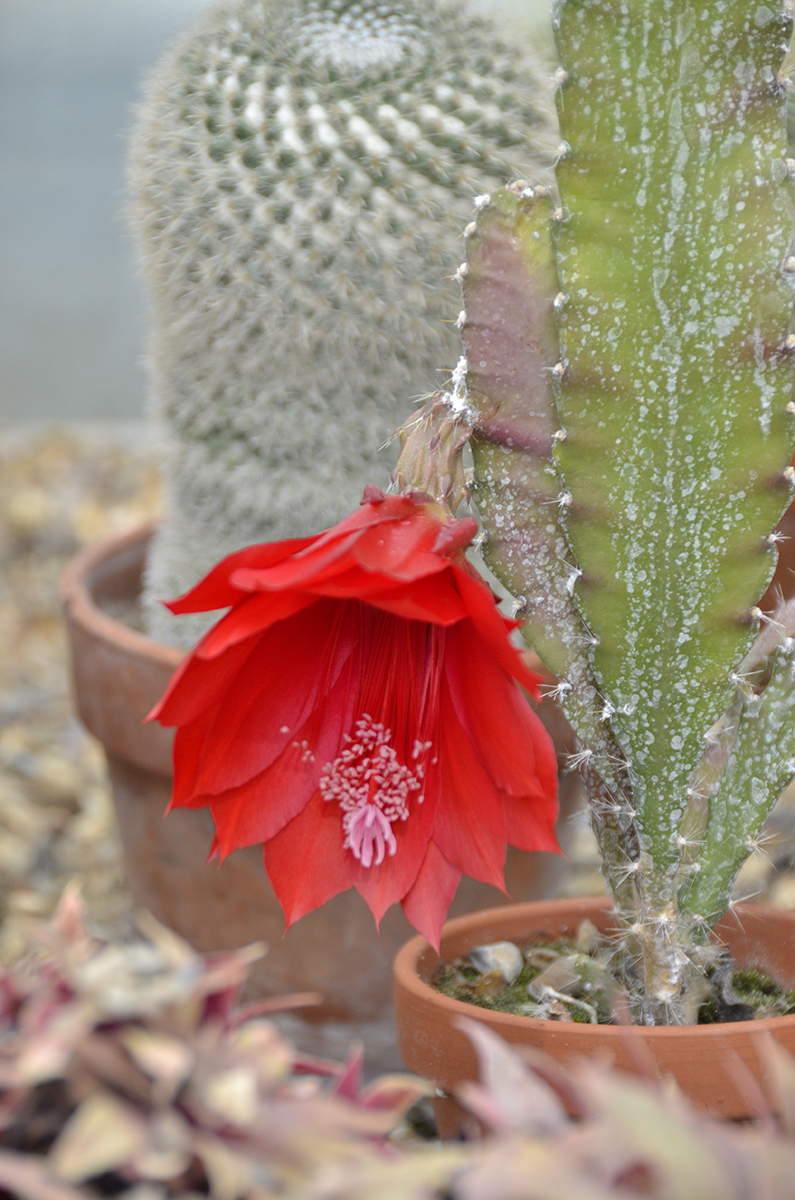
[455,1017,567,1136]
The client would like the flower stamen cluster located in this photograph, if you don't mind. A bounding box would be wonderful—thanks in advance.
[320,714,425,867]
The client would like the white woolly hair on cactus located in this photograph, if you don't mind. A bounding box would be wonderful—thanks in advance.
[128,0,558,647]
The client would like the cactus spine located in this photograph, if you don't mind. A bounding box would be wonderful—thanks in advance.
[128,0,557,647]
[468,0,795,1023]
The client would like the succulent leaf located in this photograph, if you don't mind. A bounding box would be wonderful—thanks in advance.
[552,0,795,868]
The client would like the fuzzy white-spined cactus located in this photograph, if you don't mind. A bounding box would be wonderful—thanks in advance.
[129,0,557,647]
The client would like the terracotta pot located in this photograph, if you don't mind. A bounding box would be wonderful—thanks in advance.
[59,522,579,1073]
[393,895,795,1134]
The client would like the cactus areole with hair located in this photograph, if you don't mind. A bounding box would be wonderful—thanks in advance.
[462,0,795,1025]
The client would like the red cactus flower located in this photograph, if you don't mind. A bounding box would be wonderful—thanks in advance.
[150,488,559,948]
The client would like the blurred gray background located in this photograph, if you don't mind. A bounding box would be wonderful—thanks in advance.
[0,0,553,426]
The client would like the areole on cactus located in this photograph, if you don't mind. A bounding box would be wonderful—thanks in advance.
[458,0,795,1024]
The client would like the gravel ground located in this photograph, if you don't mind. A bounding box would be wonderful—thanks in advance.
[2,425,795,965]
[0,426,162,958]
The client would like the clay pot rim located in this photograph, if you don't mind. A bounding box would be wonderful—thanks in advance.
[393,895,795,1042]
[59,519,183,670]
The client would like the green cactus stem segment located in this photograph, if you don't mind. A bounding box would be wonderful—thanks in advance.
[465,187,584,676]
[462,186,642,914]
[681,600,795,929]
[464,189,625,781]
[468,1,795,1024]
[552,0,795,873]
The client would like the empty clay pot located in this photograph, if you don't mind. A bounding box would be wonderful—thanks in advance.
[393,896,795,1133]
[60,521,580,1073]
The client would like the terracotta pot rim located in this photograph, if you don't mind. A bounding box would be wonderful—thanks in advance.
[393,895,795,1041]
[59,519,183,670]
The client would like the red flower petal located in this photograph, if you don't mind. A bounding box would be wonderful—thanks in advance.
[169,705,218,810]
[192,601,356,795]
[432,517,479,557]
[150,631,260,726]
[167,537,315,613]
[230,535,360,593]
[154,490,559,943]
[346,761,441,928]
[443,620,558,801]
[263,788,353,928]
[501,789,562,856]
[204,746,319,857]
[451,562,543,696]
[364,574,469,625]
[307,494,414,549]
[205,664,360,853]
[400,841,462,952]
[353,514,440,574]
[430,681,509,890]
[195,590,317,659]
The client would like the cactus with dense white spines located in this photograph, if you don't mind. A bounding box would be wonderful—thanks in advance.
[128,0,557,647]
[463,0,795,1023]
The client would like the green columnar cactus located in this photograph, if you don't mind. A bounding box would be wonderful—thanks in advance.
[467,0,795,1024]
[128,0,557,647]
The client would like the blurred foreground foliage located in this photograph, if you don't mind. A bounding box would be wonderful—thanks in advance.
[0,887,794,1200]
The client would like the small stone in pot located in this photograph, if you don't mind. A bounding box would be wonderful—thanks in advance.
[468,941,524,985]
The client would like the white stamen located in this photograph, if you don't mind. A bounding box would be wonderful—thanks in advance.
[319,714,427,867]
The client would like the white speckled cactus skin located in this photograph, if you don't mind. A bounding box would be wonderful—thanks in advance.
[465,0,795,1024]
[128,0,557,647]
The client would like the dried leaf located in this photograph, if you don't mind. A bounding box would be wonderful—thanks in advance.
[358,1075,432,1117]
[331,1044,363,1102]
[303,1146,468,1200]
[131,1110,192,1182]
[203,1066,259,1126]
[72,1031,153,1104]
[455,1018,567,1136]
[454,1139,619,1200]
[134,911,197,969]
[0,1150,89,1200]
[72,941,200,1017]
[574,1065,736,1197]
[231,1021,293,1083]
[193,1132,267,1200]
[229,992,322,1026]
[15,1004,91,1086]
[48,1092,148,1182]
[52,883,91,956]
[198,943,269,998]
[122,1028,194,1091]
